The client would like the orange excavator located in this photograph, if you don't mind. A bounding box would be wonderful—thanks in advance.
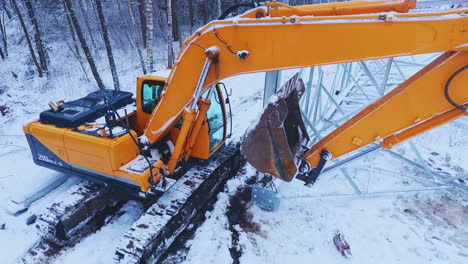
[20,1,468,262]
[24,0,467,196]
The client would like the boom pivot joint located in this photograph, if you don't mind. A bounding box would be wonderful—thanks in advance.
[297,149,332,187]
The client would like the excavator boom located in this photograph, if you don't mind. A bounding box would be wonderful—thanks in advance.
[144,2,468,148]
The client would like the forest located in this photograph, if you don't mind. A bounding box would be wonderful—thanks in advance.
[0,0,319,92]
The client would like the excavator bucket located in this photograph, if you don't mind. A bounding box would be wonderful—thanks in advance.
[242,73,309,182]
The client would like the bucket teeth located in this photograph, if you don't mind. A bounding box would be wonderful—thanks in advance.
[242,73,309,182]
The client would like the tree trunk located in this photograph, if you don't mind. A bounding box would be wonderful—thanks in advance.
[217,0,222,18]
[145,0,154,72]
[11,0,43,77]
[203,0,209,24]
[0,46,4,60]
[0,13,7,57]
[170,0,179,42]
[95,0,120,91]
[188,0,195,34]
[138,0,147,49]
[63,0,81,57]
[1,0,12,19]
[166,0,174,69]
[126,0,146,74]
[22,0,49,72]
[78,0,98,53]
[63,0,105,90]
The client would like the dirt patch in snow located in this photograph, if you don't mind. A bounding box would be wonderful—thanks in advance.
[227,186,263,235]
[402,193,468,251]
[0,105,9,116]
[227,184,265,263]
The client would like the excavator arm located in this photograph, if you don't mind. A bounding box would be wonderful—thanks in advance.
[304,51,468,171]
[144,1,468,146]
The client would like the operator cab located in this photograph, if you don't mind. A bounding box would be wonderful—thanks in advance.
[135,72,229,162]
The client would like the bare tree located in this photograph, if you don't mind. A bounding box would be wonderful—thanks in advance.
[188,0,195,34]
[23,0,49,72]
[63,0,105,90]
[203,0,209,24]
[63,0,81,57]
[11,0,43,77]
[78,0,98,53]
[1,0,12,19]
[166,0,174,69]
[217,0,222,18]
[0,12,7,58]
[95,0,120,90]
[170,0,180,42]
[145,0,154,72]
[126,0,146,74]
[139,0,147,48]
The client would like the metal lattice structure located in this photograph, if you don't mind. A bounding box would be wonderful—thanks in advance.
[253,51,466,211]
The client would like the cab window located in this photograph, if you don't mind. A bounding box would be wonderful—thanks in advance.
[142,80,165,114]
[206,87,226,151]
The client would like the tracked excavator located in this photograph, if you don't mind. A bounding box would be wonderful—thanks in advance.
[21,0,467,263]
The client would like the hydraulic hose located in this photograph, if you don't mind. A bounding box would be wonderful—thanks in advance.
[218,3,258,20]
[444,65,468,112]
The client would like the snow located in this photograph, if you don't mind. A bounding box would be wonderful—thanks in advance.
[138,134,150,145]
[237,50,250,60]
[147,69,171,79]
[151,113,178,135]
[120,155,155,173]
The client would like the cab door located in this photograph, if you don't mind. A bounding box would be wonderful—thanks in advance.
[206,85,227,152]
[190,85,228,159]
[135,77,166,133]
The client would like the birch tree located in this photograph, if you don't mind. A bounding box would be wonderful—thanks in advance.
[217,0,222,18]
[63,0,105,90]
[95,0,120,90]
[145,0,154,72]
[11,0,43,77]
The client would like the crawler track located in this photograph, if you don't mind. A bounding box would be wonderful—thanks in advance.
[20,145,241,264]
[34,182,114,243]
[115,145,242,264]
[19,183,125,264]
